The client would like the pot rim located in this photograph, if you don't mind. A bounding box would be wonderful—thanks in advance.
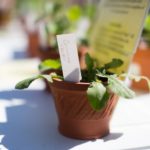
[51,78,114,94]
[51,78,90,91]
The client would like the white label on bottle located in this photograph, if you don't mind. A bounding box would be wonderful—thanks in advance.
[56,33,81,82]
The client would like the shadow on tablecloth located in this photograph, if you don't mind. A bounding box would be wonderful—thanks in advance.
[0,90,122,150]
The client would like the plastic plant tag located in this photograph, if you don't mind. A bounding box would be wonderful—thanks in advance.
[56,33,82,82]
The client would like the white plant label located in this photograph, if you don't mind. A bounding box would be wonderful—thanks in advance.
[57,33,81,82]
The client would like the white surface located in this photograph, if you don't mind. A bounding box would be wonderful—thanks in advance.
[0,89,150,150]
[0,20,28,63]
[1,20,150,150]
[0,58,44,90]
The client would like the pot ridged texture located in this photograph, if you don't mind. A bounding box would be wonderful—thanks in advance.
[50,79,119,140]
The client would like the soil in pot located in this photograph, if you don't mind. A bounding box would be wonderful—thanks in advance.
[50,79,119,140]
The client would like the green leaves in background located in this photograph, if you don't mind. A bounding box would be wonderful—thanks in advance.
[15,74,53,89]
[38,59,61,72]
[87,82,109,110]
[84,4,96,19]
[16,0,44,11]
[66,5,82,22]
[142,14,150,46]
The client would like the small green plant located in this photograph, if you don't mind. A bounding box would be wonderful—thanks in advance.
[15,54,150,111]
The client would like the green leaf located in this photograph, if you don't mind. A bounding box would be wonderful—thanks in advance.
[84,4,96,19]
[38,59,61,72]
[104,59,123,70]
[107,75,135,98]
[15,74,53,90]
[85,53,94,71]
[66,5,82,21]
[52,3,62,14]
[41,74,53,82]
[80,38,89,47]
[55,17,70,33]
[87,82,109,110]
[15,76,40,89]
[46,22,58,34]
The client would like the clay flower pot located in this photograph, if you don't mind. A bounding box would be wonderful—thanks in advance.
[38,46,59,61]
[50,79,119,140]
[131,48,150,91]
[0,9,11,27]
[27,31,40,57]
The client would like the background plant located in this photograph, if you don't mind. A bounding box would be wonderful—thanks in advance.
[36,1,97,48]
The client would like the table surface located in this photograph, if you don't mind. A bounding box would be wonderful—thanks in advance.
[0,21,150,150]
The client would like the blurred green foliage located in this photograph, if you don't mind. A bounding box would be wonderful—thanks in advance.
[16,0,98,49]
[16,0,45,14]
[36,1,97,48]
[142,14,150,46]
[144,14,150,31]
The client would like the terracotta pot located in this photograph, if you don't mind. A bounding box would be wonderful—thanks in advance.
[50,79,119,140]
[27,31,39,57]
[38,46,59,61]
[131,48,150,91]
[0,9,11,27]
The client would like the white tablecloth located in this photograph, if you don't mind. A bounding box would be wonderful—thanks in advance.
[0,85,150,150]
